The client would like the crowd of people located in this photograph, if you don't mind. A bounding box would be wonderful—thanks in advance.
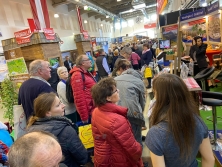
[0,38,215,167]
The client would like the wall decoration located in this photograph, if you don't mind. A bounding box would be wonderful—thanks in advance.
[162,24,178,45]
[208,13,221,42]
[181,18,206,43]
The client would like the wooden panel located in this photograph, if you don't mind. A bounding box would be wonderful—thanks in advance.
[41,43,61,59]
[4,48,23,60]
[21,44,44,61]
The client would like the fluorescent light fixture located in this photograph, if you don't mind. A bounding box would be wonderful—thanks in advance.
[133,3,146,9]
[84,6,88,10]
[201,2,207,7]
[117,0,121,1]
[84,20,87,23]
[54,14,59,18]
[106,15,109,18]
[129,9,133,12]
[75,0,79,1]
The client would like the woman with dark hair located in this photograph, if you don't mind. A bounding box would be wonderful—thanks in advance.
[189,36,209,90]
[142,43,153,88]
[145,74,214,167]
[26,93,90,167]
[91,77,143,167]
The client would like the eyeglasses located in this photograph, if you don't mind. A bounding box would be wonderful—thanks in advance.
[112,89,119,94]
[82,58,90,61]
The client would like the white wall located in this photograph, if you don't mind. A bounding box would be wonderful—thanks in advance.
[113,15,157,39]
[0,0,113,53]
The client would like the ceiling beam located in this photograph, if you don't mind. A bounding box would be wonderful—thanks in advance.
[52,0,69,7]
[79,9,92,14]
[88,12,100,18]
[95,15,102,20]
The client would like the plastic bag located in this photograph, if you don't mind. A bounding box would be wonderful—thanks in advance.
[180,62,189,79]
[78,124,94,149]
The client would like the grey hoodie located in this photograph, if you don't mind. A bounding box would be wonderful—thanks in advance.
[115,68,146,126]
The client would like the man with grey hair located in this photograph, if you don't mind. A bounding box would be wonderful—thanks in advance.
[112,46,132,76]
[18,59,55,119]
[69,55,96,123]
[8,131,65,167]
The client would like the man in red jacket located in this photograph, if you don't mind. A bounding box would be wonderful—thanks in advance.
[70,55,97,123]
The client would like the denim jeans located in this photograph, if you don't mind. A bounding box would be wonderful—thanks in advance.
[129,121,142,147]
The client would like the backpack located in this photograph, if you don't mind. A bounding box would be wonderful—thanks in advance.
[66,72,85,103]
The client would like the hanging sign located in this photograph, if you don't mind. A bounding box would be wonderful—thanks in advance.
[144,23,157,29]
[14,29,33,44]
[43,28,55,40]
[162,24,178,42]
[180,8,205,22]
[206,1,219,14]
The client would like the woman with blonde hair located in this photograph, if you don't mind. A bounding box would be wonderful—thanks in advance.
[26,92,90,167]
[145,74,214,167]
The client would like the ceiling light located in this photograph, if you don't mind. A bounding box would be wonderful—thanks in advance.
[133,3,146,9]
[73,33,75,35]
[129,9,133,12]
[201,2,207,7]
[84,6,88,10]
[84,20,87,23]
[101,24,103,26]
[54,14,59,18]
[117,0,121,1]
[75,0,79,1]
[106,15,109,18]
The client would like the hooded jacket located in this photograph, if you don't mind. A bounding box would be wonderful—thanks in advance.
[70,67,96,121]
[92,103,143,167]
[141,49,152,66]
[115,69,146,126]
[26,116,88,167]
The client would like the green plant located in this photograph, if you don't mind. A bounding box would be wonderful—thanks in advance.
[0,78,18,125]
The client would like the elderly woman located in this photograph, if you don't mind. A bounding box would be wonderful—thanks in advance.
[57,66,77,123]
[91,77,143,167]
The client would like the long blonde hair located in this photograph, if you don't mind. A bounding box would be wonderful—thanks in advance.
[27,93,57,128]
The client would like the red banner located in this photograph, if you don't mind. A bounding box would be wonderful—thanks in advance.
[91,37,97,47]
[27,19,37,32]
[188,19,206,26]
[43,28,55,40]
[164,25,178,32]
[157,0,168,14]
[144,23,157,29]
[14,29,33,44]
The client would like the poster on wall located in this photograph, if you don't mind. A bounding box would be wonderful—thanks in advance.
[181,18,206,43]
[162,24,178,45]
[208,14,221,42]
[6,57,28,76]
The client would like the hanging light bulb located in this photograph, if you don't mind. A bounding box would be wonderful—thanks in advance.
[84,6,88,10]
[106,15,109,18]
[84,20,88,23]
[54,14,59,18]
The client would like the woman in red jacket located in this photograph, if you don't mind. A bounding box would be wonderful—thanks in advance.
[91,77,143,167]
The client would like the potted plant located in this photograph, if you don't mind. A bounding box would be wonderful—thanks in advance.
[0,78,18,125]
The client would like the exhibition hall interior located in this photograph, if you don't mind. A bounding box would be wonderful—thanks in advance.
[1,0,222,167]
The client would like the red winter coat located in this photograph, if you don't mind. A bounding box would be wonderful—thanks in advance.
[92,103,143,167]
[70,67,96,121]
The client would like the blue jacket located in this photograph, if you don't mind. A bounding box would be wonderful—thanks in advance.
[27,116,88,167]
[141,50,152,66]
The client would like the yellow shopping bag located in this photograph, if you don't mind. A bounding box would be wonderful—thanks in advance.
[144,67,152,78]
[79,124,94,149]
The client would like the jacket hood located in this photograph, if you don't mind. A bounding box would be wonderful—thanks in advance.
[27,116,73,136]
[121,68,143,80]
[142,49,150,54]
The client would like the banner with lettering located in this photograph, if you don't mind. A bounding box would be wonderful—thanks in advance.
[206,1,219,14]
[208,14,221,42]
[14,29,33,44]
[144,23,157,29]
[157,0,168,14]
[43,28,55,40]
[180,8,205,22]
[181,18,206,43]
[162,24,178,43]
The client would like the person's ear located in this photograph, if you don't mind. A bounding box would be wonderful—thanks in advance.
[106,96,112,102]
[45,111,51,117]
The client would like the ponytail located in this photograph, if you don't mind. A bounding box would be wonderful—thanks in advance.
[26,116,39,128]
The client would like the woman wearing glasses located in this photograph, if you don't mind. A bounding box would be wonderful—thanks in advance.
[91,77,143,167]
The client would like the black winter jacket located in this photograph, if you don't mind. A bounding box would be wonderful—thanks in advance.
[26,116,88,167]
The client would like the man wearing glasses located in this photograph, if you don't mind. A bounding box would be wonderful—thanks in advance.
[112,47,132,76]
[70,55,97,123]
